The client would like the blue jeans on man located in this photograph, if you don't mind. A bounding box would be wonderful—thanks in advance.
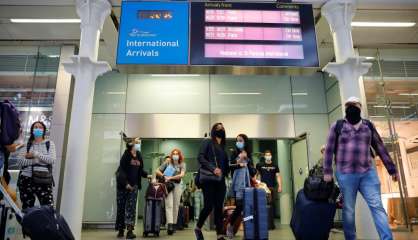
[336,169,393,240]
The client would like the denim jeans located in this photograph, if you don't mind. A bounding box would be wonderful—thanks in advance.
[336,169,393,240]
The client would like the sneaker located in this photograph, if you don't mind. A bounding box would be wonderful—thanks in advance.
[117,229,124,238]
[194,227,204,240]
[226,224,234,239]
[126,230,136,239]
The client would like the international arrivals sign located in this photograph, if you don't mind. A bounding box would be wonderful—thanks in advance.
[116,1,319,67]
[117,1,189,65]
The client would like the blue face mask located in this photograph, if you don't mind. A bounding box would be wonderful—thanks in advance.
[236,141,244,149]
[134,143,141,152]
[33,128,44,138]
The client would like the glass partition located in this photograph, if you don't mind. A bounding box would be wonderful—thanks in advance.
[0,46,61,170]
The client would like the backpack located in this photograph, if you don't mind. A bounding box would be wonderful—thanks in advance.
[334,119,378,157]
[0,100,21,146]
[303,164,340,202]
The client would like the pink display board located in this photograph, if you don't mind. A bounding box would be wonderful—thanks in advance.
[205,26,302,41]
[205,9,300,24]
[205,43,304,59]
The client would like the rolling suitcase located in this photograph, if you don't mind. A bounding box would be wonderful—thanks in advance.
[143,182,166,237]
[291,190,336,240]
[143,199,162,237]
[176,206,185,230]
[0,184,74,240]
[243,188,268,240]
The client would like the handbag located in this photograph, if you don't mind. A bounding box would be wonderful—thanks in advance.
[198,143,222,184]
[31,165,54,185]
[165,181,175,193]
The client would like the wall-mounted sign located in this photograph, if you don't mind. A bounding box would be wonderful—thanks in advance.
[117,1,189,65]
[190,2,319,67]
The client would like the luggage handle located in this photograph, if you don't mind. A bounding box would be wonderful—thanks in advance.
[0,184,23,219]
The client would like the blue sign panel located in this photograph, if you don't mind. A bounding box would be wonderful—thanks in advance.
[117,1,189,65]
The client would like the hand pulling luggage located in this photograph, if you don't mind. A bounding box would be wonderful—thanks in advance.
[143,199,162,237]
[291,190,336,240]
[243,188,268,240]
[0,184,74,240]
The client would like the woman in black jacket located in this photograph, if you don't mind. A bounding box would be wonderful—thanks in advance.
[116,137,149,239]
[195,123,229,240]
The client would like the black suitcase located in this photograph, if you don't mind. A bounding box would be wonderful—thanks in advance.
[291,190,336,240]
[176,206,185,230]
[0,185,74,240]
[143,199,162,237]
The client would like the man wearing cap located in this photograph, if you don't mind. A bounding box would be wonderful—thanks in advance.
[323,96,398,240]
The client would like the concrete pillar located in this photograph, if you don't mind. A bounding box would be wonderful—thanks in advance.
[322,1,378,239]
[277,140,292,225]
[60,0,111,239]
[49,45,76,206]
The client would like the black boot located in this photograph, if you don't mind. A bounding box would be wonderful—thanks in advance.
[167,224,174,235]
[126,225,136,239]
[117,229,124,238]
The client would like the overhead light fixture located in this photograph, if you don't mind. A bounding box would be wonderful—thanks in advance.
[292,92,308,96]
[107,92,126,95]
[218,92,262,95]
[374,105,411,109]
[150,74,201,77]
[352,22,416,27]
[365,56,376,60]
[10,18,81,23]
[399,93,418,96]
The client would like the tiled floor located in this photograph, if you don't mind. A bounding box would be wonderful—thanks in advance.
[81,221,417,240]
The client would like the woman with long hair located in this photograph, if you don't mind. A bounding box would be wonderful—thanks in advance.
[226,133,256,239]
[17,121,56,209]
[194,123,229,240]
[156,148,186,235]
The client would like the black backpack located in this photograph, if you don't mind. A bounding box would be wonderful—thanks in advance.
[303,164,339,202]
[0,100,21,146]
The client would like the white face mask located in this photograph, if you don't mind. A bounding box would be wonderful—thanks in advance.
[265,156,272,162]
[172,155,180,162]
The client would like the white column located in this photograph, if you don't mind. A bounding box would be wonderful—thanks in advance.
[321,1,378,240]
[60,0,111,239]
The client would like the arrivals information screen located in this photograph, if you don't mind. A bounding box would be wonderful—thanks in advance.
[190,2,319,67]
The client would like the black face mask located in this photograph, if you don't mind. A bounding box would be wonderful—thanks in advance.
[214,129,225,139]
[345,105,362,124]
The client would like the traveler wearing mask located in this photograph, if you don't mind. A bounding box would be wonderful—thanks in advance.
[17,121,56,209]
[323,97,399,240]
[156,149,186,235]
[226,134,256,239]
[256,150,282,229]
[195,123,229,240]
[115,137,149,239]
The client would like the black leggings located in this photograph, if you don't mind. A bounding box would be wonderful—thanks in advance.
[18,175,53,210]
[196,181,226,235]
[229,199,243,225]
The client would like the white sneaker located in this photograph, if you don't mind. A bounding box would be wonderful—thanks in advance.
[226,225,234,239]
